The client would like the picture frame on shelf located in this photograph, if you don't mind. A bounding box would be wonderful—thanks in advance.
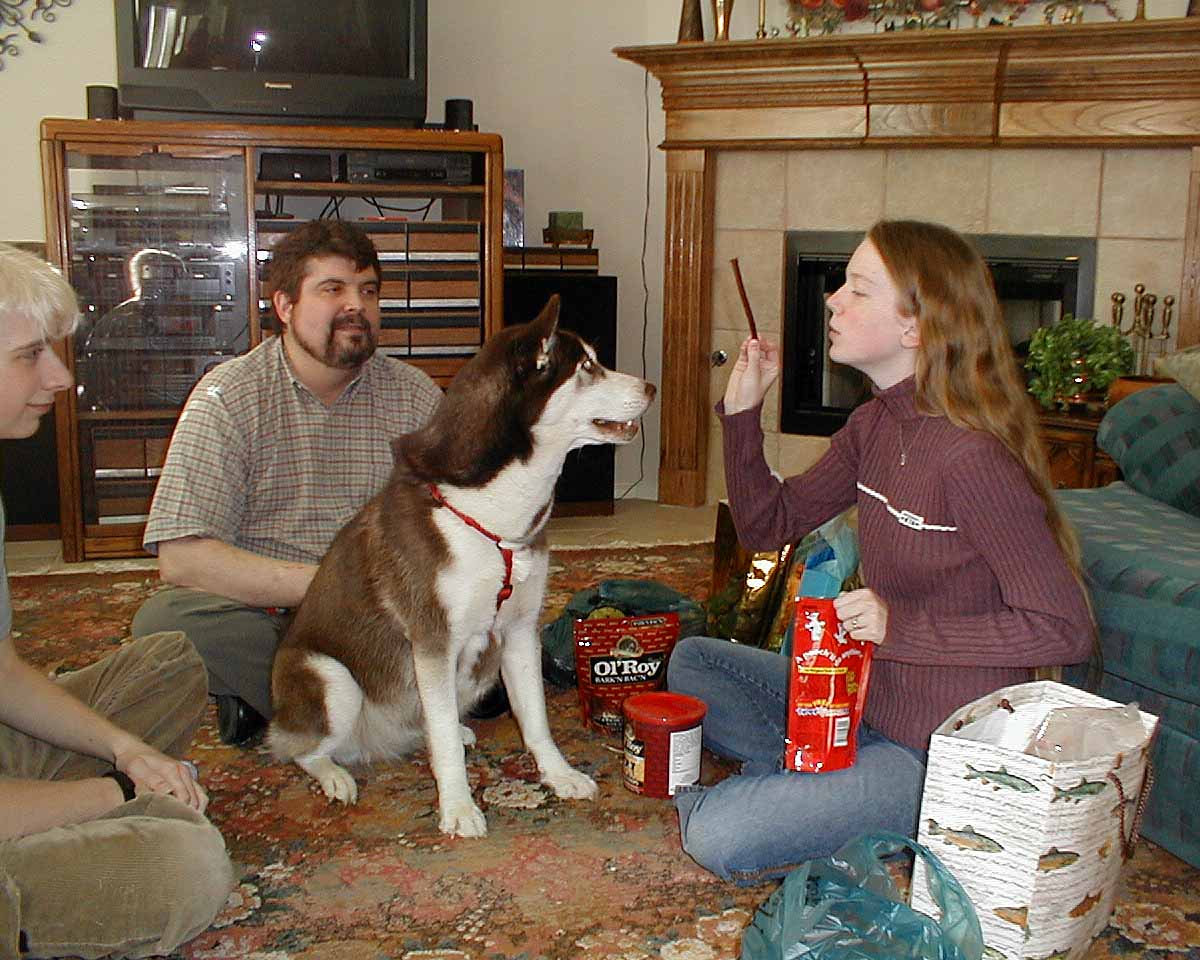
[503,169,525,248]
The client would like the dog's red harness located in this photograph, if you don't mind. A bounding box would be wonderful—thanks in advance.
[428,484,515,611]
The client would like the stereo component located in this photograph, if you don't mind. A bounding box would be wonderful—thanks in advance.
[339,150,473,186]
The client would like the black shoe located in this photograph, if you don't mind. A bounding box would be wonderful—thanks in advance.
[468,681,510,720]
[216,695,267,745]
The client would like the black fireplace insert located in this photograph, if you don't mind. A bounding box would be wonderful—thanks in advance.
[781,231,1097,436]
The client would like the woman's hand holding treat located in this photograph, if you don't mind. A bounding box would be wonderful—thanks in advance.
[723,337,781,415]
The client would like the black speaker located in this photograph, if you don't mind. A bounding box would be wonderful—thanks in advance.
[504,274,619,515]
[258,152,333,182]
[444,98,475,131]
[86,85,118,120]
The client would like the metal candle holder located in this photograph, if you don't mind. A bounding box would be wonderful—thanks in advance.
[1111,283,1174,376]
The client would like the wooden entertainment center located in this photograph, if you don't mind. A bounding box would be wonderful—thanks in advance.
[39,119,504,561]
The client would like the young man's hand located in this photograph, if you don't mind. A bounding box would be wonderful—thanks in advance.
[114,743,208,812]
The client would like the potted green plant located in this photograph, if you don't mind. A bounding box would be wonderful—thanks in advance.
[1025,315,1135,410]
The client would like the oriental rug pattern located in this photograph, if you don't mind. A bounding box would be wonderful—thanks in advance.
[8,544,1199,960]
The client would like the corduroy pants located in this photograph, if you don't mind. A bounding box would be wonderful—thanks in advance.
[0,631,234,959]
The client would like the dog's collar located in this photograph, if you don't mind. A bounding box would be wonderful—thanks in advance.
[427,484,515,611]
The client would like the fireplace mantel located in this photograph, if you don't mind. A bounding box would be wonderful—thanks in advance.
[615,21,1200,505]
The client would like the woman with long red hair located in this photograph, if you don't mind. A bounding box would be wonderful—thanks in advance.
[668,219,1093,884]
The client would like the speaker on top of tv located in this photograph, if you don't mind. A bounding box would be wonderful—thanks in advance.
[444,98,475,131]
[503,274,618,516]
[86,85,119,120]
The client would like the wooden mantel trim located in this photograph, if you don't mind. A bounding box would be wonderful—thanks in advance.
[616,21,1200,506]
[616,20,1200,149]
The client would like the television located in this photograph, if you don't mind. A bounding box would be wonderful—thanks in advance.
[114,0,427,126]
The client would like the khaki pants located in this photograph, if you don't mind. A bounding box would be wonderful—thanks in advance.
[0,632,235,960]
[132,587,287,720]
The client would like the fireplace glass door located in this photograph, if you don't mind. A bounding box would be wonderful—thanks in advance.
[781,231,1097,436]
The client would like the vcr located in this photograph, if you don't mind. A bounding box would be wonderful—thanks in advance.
[339,150,474,186]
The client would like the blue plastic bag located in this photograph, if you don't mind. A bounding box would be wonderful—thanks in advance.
[780,513,861,659]
[739,832,984,960]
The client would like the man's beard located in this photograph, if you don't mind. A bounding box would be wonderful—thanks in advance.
[295,314,377,370]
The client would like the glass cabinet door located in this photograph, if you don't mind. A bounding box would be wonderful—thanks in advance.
[63,146,249,534]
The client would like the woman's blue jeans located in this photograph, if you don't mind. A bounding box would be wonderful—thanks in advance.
[667,635,927,886]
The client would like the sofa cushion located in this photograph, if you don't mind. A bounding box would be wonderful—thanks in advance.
[1097,383,1200,517]
[1096,676,1199,869]
[1057,484,1200,708]
[1156,345,1200,402]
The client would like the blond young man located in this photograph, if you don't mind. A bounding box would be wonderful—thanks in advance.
[0,243,233,958]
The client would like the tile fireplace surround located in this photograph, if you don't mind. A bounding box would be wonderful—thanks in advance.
[616,19,1200,506]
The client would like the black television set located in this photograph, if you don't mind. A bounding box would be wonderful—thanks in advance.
[114,0,427,126]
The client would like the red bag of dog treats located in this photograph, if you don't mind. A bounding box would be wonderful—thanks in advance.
[574,613,681,735]
[785,597,873,773]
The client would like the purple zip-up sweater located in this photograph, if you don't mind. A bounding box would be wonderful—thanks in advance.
[719,376,1093,751]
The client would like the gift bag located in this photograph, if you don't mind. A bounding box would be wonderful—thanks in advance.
[740,831,984,960]
[707,500,814,652]
[911,681,1158,960]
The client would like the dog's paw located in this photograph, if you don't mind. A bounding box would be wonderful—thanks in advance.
[297,755,359,804]
[438,799,488,838]
[459,724,477,747]
[542,766,599,801]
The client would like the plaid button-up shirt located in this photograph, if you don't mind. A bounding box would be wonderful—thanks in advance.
[144,337,442,564]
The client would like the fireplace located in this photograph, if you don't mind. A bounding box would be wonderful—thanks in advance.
[781,232,1097,436]
[616,23,1200,505]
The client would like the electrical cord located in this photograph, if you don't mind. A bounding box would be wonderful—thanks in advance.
[366,197,436,219]
[617,67,653,500]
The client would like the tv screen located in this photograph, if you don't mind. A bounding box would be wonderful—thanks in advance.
[115,0,427,125]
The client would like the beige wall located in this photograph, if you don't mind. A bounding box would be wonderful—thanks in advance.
[5,1,1185,500]
[0,1,713,500]
[706,146,1195,502]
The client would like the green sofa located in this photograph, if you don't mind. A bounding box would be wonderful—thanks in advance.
[1057,383,1200,869]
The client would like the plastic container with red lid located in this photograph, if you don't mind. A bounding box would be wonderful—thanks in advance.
[622,691,707,798]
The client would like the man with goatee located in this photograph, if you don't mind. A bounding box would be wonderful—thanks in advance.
[135,221,442,744]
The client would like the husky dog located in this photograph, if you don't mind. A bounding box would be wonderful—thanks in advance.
[269,296,656,837]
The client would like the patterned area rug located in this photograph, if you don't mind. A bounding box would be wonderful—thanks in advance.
[8,544,1200,960]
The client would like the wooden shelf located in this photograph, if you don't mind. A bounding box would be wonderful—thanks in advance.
[76,410,182,421]
[1038,410,1119,490]
[255,180,484,198]
[42,119,506,560]
[616,20,1200,150]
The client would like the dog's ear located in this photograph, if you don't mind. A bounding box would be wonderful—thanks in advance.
[532,295,560,370]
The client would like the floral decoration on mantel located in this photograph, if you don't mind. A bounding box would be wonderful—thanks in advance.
[784,0,1118,34]
[1,0,72,71]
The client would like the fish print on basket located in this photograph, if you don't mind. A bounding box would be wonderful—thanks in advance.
[911,681,1157,960]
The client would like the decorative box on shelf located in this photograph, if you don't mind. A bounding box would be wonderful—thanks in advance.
[542,226,594,247]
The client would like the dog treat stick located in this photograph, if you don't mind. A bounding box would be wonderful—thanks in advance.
[730,258,759,340]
